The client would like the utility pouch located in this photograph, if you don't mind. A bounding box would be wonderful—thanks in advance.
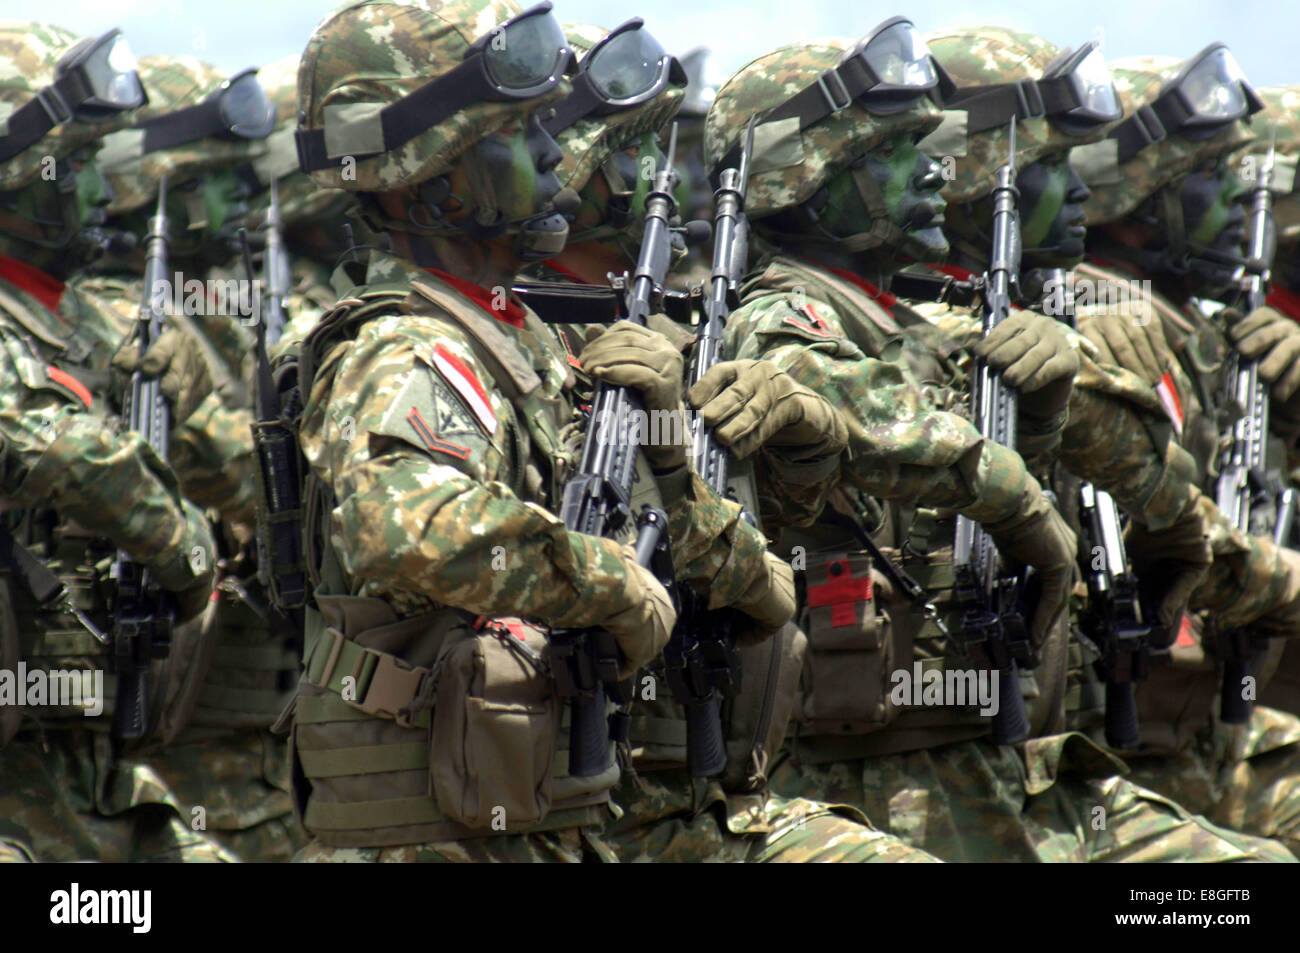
[430,618,560,829]
[799,553,896,734]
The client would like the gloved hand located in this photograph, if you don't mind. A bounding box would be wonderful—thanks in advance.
[1076,307,1175,387]
[112,326,215,424]
[582,321,686,469]
[986,502,1078,651]
[148,500,217,623]
[598,546,678,677]
[688,359,847,460]
[1226,306,1300,401]
[973,310,1079,418]
[1125,510,1212,636]
[730,551,796,645]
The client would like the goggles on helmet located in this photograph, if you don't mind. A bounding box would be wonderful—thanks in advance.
[138,68,277,152]
[942,39,1121,137]
[0,28,147,163]
[1109,43,1263,162]
[712,17,951,177]
[296,1,576,173]
[543,19,686,135]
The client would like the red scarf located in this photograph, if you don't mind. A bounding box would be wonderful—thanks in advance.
[422,266,526,328]
[0,254,63,311]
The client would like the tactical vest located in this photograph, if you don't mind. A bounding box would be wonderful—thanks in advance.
[285,277,649,847]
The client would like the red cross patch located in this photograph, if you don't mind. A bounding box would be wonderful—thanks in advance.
[807,558,873,627]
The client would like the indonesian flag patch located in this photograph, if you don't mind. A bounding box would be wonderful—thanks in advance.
[432,343,496,436]
[1155,372,1184,439]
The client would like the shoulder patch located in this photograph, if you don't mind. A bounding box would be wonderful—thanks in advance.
[46,366,92,410]
[1155,372,1185,438]
[783,301,839,338]
[374,354,494,466]
[431,342,497,436]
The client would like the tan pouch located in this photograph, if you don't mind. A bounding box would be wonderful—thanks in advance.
[722,622,807,792]
[430,618,560,829]
[799,553,897,734]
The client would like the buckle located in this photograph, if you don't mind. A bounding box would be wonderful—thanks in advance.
[1014,78,1045,120]
[1132,104,1167,148]
[35,87,73,126]
[344,647,429,727]
[816,69,853,114]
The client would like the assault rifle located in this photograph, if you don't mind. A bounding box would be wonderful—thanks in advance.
[238,228,308,617]
[1217,127,1283,724]
[664,118,759,778]
[952,120,1036,745]
[262,180,289,347]
[1042,267,1163,750]
[553,127,685,776]
[109,177,175,740]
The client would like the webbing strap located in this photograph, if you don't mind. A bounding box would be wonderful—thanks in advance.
[197,683,289,714]
[297,741,427,778]
[305,795,442,831]
[212,643,298,669]
[295,692,424,726]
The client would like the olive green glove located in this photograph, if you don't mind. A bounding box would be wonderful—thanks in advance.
[148,500,217,623]
[1076,307,1175,387]
[973,310,1078,419]
[112,326,216,424]
[1124,510,1212,635]
[986,502,1078,651]
[688,359,847,460]
[730,552,797,645]
[582,320,686,470]
[1227,306,1300,401]
[597,545,678,677]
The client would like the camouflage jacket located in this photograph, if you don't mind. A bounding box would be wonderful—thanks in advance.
[727,254,1047,528]
[300,250,775,625]
[0,266,206,591]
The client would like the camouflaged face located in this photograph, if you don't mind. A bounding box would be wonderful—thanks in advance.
[705,39,942,220]
[300,0,570,192]
[0,22,140,191]
[924,27,1116,205]
[1082,57,1257,226]
[1236,86,1300,244]
[553,23,683,195]
[99,55,272,214]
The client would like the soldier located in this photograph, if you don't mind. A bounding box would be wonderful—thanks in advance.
[524,19,937,862]
[287,0,808,862]
[1073,53,1300,857]
[702,24,1296,861]
[0,22,221,862]
[63,56,308,863]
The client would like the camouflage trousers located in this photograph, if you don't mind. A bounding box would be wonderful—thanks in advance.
[769,732,1296,862]
[600,768,939,862]
[1123,706,1300,860]
[294,828,616,862]
[0,726,303,862]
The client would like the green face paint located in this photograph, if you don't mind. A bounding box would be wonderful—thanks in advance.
[1015,153,1091,266]
[1187,159,1247,246]
[816,133,948,267]
[471,116,562,224]
[71,148,111,228]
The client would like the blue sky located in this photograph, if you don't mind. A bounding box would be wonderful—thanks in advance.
[5,0,1298,89]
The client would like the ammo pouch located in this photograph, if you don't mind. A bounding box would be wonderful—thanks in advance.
[798,552,897,735]
[721,622,806,792]
[291,596,611,847]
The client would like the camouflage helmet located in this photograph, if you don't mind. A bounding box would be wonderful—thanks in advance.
[551,22,684,195]
[923,27,1120,205]
[1081,54,1259,226]
[98,56,274,214]
[705,36,943,221]
[0,22,145,191]
[297,0,575,193]
[1235,86,1300,244]
[240,53,352,228]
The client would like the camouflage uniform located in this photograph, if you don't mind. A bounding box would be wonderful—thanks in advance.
[1066,58,1300,858]
[705,31,1294,862]
[0,23,228,862]
[76,55,303,863]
